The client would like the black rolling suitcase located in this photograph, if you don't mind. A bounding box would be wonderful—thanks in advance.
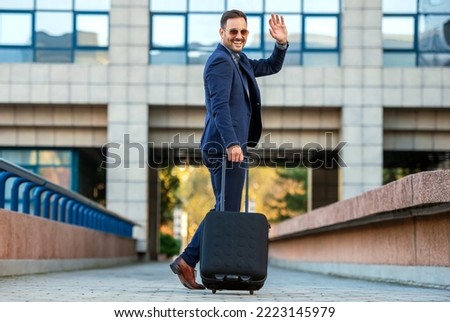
[200,155,270,295]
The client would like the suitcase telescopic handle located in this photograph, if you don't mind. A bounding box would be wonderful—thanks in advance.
[220,154,250,212]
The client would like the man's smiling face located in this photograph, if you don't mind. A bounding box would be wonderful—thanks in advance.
[220,17,248,53]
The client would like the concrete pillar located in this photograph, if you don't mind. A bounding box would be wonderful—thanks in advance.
[106,0,150,254]
[340,0,384,199]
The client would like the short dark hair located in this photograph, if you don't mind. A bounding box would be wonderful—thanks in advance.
[220,9,247,28]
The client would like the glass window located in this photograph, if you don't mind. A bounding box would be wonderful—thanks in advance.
[0,0,34,10]
[35,49,72,62]
[76,14,109,47]
[383,0,450,67]
[151,15,185,47]
[265,14,301,50]
[383,52,416,66]
[383,0,417,13]
[419,0,450,13]
[226,0,263,13]
[0,48,33,62]
[245,15,262,49]
[39,167,71,189]
[303,52,339,66]
[189,0,224,12]
[35,12,73,48]
[36,0,72,10]
[304,0,340,13]
[419,15,450,51]
[188,50,210,64]
[149,0,341,66]
[0,13,32,45]
[282,51,301,65]
[75,49,109,64]
[150,50,186,64]
[0,150,37,165]
[419,53,450,66]
[305,16,338,49]
[382,17,415,49]
[0,2,109,64]
[266,0,301,13]
[150,0,187,12]
[75,0,110,11]
[38,150,71,165]
[188,14,221,50]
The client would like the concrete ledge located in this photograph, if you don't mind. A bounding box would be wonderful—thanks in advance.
[0,257,138,277]
[269,170,450,287]
[0,209,136,259]
[0,209,138,276]
[270,258,450,289]
[269,170,450,240]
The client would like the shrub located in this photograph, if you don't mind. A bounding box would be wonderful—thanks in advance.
[159,233,181,257]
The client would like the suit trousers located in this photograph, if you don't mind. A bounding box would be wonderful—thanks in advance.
[180,152,247,267]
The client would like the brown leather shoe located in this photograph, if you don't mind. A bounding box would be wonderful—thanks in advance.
[170,256,205,290]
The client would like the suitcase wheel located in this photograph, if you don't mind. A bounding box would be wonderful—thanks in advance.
[212,289,216,294]
[250,290,254,295]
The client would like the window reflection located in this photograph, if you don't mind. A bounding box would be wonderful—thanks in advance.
[149,0,341,66]
[77,14,109,47]
[0,1,109,63]
[36,0,72,10]
[152,15,185,48]
[75,0,110,11]
[35,12,73,48]
[383,0,450,66]
[304,0,340,13]
[0,13,32,45]
[265,14,301,50]
[188,14,221,49]
[0,48,33,62]
[305,17,337,49]
[384,53,416,66]
[419,0,450,13]
[245,16,261,49]
[0,149,73,190]
[0,0,34,10]
[419,53,450,66]
[266,0,301,13]
[189,0,224,12]
[419,15,450,52]
[150,0,186,12]
[226,0,263,13]
[382,17,415,49]
[0,150,37,164]
[75,50,109,64]
[383,0,417,13]
[303,52,339,66]
[150,50,186,64]
[35,49,72,62]
[39,167,71,189]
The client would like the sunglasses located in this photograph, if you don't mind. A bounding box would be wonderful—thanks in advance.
[226,28,249,37]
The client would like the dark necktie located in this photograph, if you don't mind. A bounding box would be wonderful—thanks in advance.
[233,53,250,98]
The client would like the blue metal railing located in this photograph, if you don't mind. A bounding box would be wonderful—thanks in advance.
[0,158,135,238]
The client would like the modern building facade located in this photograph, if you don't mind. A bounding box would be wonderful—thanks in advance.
[0,0,449,258]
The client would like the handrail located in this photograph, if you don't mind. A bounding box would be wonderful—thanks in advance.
[0,158,135,238]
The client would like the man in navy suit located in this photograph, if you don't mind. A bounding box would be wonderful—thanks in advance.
[170,9,288,290]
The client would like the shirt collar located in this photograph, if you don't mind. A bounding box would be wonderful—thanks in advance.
[220,43,240,64]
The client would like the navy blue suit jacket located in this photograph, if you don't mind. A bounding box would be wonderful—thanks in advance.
[200,43,288,154]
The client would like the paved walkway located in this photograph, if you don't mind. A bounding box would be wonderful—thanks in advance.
[1,261,450,302]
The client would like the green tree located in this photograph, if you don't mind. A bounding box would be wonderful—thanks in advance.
[264,167,308,222]
[159,166,182,225]
[176,166,215,239]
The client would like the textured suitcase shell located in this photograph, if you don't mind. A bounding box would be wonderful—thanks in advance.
[200,210,269,294]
